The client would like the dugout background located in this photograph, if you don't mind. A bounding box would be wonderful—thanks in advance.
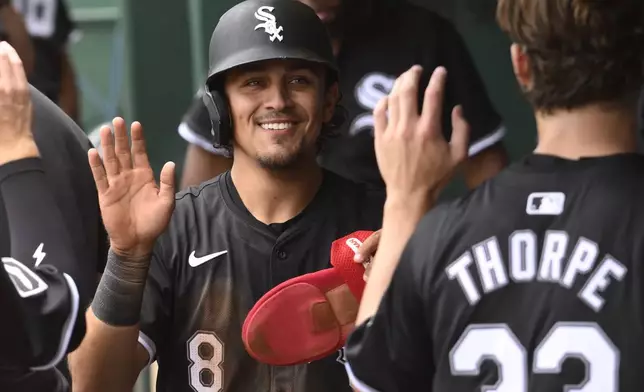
[63,0,537,389]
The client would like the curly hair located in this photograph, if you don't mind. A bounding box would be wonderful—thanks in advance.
[496,0,644,112]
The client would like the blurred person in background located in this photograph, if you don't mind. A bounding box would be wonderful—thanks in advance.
[10,0,80,122]
[177,0,508,190]
[0,0,33,72]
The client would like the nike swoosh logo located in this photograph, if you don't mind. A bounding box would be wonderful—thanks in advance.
[188,250,228,267]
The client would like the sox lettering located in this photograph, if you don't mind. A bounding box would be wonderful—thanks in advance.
[254,6,284,42]
[350,72,396,136]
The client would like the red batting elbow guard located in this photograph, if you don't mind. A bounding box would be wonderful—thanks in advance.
[241,231,374,366]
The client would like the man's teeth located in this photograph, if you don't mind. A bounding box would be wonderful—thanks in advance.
[260,122,293,130]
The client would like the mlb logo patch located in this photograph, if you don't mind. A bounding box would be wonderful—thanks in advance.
[526,192,566,216]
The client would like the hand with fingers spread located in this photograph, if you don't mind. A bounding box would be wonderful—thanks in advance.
[88,117,176,258]
[374,65,470,203]
[0,41,39,165]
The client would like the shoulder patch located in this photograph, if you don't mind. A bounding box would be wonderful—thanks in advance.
[2,257,49,298]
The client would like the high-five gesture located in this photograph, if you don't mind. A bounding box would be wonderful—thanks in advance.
[374,65,469,202]
[88,118,175,258]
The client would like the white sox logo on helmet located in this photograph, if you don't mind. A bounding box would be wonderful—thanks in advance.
[254,6,284,42]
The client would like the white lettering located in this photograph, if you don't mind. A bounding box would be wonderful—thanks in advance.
[445,232,627,312]
[446,252,481,305]
[561,237,599,288]
[579,256,627,311]
[509,230,537,282]
[538,231,569,282]
[473,237,508,293]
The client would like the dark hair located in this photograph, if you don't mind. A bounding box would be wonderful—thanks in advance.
[496,0,644,113]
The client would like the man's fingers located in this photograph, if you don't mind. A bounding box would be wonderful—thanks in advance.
[363,261,372,282]
[130,121,152,169]
[4,43,26,93]
[99,125,120,177]
[373,96,388,140]
[88,148,109,194]
[387,76,402,135]
[398,65,422,125]
[354,231,381,263]
[0,43,14,90]
[449,105,470,165]
[420,66,448,136]
[158,161,176,203]
[113,117,133,171]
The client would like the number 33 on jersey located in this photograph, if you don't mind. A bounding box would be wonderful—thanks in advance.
[450,322,618,392]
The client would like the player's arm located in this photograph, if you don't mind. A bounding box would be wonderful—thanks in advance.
[0,158,87,370]
[69,118,175,392]
[0,0,34,74]
[178,93,232,188]
[436,17,508,188]
[345,214,439,391]
[67,248,163,392]
[0,42,85,371]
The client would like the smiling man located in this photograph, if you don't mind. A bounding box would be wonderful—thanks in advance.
[68,1,384,391]
[177,0,507,190]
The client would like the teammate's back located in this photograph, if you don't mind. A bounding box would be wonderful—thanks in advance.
[425,153,644,391]
[342,0,644,390]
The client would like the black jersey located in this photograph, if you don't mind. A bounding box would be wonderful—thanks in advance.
[0,158,86,392]
[12,0,74,102]
[345,154,644,392]
[30,85,108,298]
[177,2,503,186]
[138,171,384,392]
[638,90,643,152]
[0,87,107,391]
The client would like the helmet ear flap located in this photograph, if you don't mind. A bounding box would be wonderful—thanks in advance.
[202,88,233,147]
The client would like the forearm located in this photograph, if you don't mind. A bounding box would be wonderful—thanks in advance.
[68,310,143,392]
[356,196,432,325]
[0,158,88,366]
[69,249,151,392]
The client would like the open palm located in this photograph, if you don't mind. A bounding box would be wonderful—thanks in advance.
[88,117,175,257]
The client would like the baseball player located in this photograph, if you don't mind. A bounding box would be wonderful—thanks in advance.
[68,1,383,391]
[0,41,90,392]
[344,0,644,391]
[177,0,507,190]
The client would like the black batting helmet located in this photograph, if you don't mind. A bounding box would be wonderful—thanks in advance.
[202,0,339,148]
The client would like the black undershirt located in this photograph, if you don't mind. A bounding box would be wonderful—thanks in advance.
[223,171,308,234]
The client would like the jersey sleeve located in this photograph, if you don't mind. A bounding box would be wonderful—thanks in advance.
[178,89,232,158]
[344,204,454,392]
[137,240,173,366]
[343,234,438,390]
[0,158,85,370]
[436,18,505,157]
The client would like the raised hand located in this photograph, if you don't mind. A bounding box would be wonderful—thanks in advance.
[374,65,469,203]
[0,41,39,164]
[88,118,175,258]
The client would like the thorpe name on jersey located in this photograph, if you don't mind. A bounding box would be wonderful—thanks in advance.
[446,229,627,312]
